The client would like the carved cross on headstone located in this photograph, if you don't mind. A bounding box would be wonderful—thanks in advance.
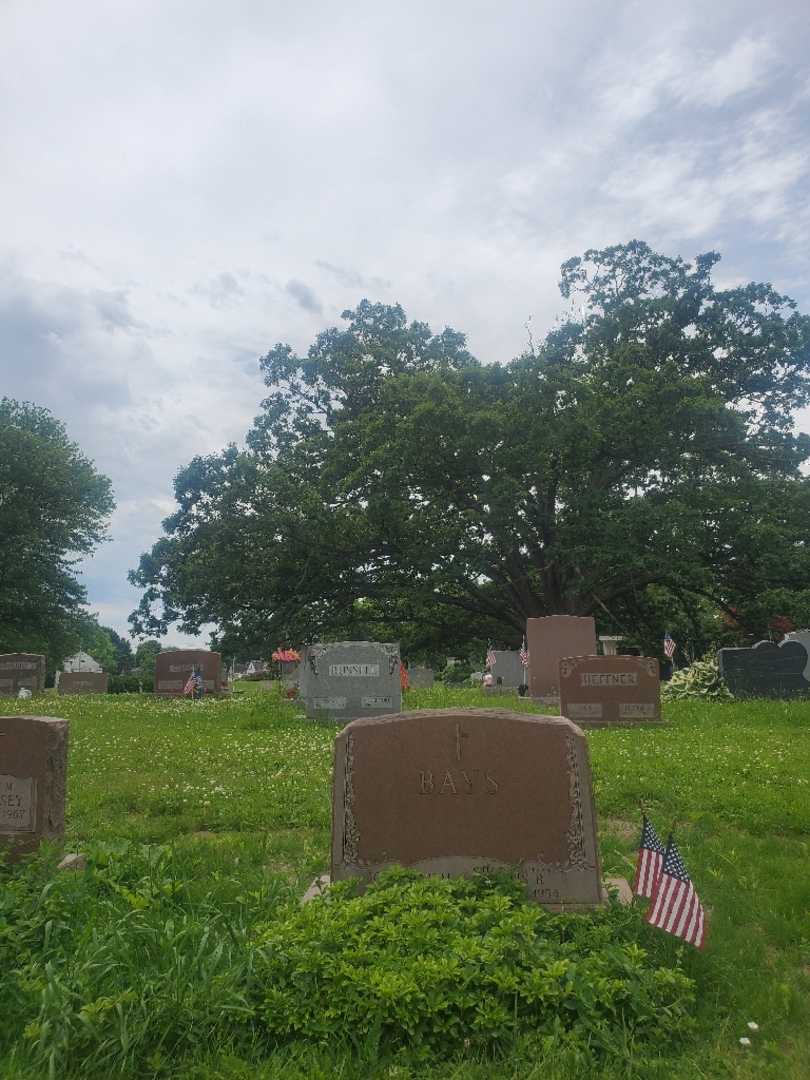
[455,722,469,762]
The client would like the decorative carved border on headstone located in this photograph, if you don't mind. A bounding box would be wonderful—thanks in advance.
[565,732,587,869]
[342,733,359,864]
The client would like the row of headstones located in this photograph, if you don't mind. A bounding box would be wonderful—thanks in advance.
[296,622,665,726]
[2,706,619,911]
[0,651,231,697]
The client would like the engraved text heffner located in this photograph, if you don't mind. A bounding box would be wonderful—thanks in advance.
[580,672,637,686]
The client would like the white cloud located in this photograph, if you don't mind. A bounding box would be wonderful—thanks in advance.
[1,0,809,643]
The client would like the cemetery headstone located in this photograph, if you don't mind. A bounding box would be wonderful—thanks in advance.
[489,650,523,688]
[559,655,662,726]
[154,650,223,695]
[57,672,109,695]
[408,666,435,689]
[331,707,605,909]
[526,616,597,698]
[0,654,46,697]
[300,641,401,721]
[0,714,69,861]
[718,638,810,698]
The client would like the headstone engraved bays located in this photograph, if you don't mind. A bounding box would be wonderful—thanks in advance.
[0,714,69,861]
[300,642,401,721]
[559,655,662,726]
[0,654,46,697]
[331,708,604,909]
[154,650,223,695]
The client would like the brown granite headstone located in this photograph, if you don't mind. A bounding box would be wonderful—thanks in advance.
[58,672,109,695]
[526,617,596,698]
[559,655,662,726]
[154,650,223,695]
[331,708,604,909]
[0,654,46,697]
[0,715,69,861]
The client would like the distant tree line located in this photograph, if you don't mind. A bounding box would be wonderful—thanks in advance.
[128,241,810,662]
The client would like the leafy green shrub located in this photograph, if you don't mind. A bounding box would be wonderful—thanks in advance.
[254,868,696,1059]
[662,657,732,701]
[108,673,153,694]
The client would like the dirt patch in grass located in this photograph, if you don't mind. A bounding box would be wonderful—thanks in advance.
[601,817,638,840]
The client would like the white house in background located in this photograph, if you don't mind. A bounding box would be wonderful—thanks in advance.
[245,660,268,676]
[62,651,103,673]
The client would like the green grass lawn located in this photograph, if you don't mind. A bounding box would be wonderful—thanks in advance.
[1,686,809,1078]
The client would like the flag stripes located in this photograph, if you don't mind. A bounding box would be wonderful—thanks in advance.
[519,636,529,668]
[645,836,706,949]
[633,815,665,898]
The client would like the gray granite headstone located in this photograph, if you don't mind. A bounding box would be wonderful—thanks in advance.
[0,714,69,861]
[489,650,524,688]
[331,708,605,909]
[408,666,434,689]
[301,641,401,721]
[718,638,810,698]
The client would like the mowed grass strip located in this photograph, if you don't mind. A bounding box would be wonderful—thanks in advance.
[0,687,808,1078]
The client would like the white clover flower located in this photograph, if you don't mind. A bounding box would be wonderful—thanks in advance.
[747,1021,759,1032]
[739,1037,751,1047]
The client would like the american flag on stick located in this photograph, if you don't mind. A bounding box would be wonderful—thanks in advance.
[663,631,676,659]
[646,836,707,949]
[184,669,203,696]
[633,814,665,898]
[485,645,496,669]
[519,636,529,668]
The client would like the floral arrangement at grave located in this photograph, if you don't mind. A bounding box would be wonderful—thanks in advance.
[271,648,301,663]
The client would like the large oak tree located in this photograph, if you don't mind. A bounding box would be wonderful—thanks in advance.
[130,242,810,659]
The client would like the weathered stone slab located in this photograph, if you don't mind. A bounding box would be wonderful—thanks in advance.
[526,617,597,698]
[489,650,524,688]
[57,672,109,695]
[331,708,604,909]
[0,715,69,861]
[301,642,401,721]
[559,655,662,726]
[0,654,46,697]
[408,666,435,689]
[154,650,223,695]
[718,639,810,698]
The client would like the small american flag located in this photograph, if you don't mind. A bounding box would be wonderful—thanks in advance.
[646,836,707,949]
[184,669,203,696]
[485,645,496,669]
[633,815,665,898]
[519,636,529,668]
[663,632,676,659]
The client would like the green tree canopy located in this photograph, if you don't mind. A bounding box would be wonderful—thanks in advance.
[0,399,115,663]
[130,242,810,658]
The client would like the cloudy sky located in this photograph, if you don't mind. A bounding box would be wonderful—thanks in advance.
[2,0,809,648]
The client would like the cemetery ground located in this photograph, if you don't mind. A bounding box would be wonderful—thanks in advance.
[1,688,809,1079]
